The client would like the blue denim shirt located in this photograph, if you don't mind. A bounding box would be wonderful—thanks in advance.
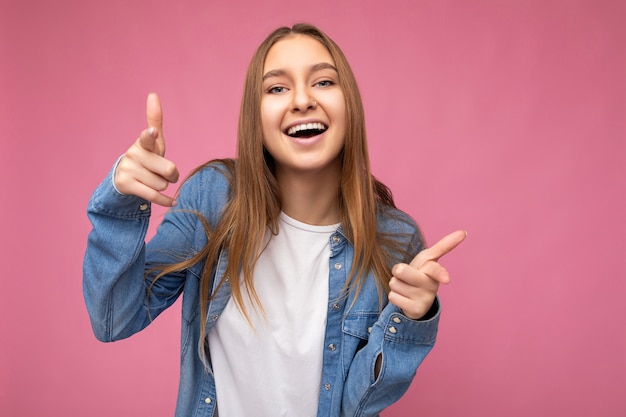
[83,163,440,417]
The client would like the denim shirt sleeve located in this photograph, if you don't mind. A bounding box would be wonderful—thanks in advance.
[340,225,440,416]
[341,300,440,416]
[82,163,208,342]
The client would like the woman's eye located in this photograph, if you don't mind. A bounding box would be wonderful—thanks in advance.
[315,80,334,88]
[267,86,286,94]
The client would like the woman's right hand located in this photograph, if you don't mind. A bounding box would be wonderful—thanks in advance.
[114,93,180,207]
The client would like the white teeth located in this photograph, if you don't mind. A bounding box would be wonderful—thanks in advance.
[287,122,327,136]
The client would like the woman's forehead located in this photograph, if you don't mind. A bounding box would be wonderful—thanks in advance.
[263,35,335,73]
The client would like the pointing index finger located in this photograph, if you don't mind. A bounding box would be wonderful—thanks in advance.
[146,92,163,130]
[140,93,166,156]
[411,230,467,268]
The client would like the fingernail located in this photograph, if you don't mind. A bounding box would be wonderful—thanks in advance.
[147,127,155,136]
[171,200,178,207]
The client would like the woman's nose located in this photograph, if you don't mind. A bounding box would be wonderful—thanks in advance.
[291,87,316,112]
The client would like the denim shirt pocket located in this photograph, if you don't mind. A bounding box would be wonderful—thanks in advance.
[341,312,379,380]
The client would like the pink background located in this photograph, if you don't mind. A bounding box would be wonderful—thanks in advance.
[2,0,625,416]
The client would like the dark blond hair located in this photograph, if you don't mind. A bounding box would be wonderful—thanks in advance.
[151,23,414,361]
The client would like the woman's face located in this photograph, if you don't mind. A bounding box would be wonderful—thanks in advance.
[261,34,346,178]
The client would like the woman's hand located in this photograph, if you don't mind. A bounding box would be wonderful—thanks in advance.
[114,93,180,207]
[389,230,467,320]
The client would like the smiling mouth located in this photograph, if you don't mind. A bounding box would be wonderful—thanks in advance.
[286,122,328,138]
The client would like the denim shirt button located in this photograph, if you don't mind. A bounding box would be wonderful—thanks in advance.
[211,314,219,321]
[367,327,372,334]
[389,326,397,334]
[325,383,331,391]
[332,235,341,243]
[138,203,149,211]
[332,303,340,310]
[204,397,212,404]
[328,343,336,351]
[334,263,342,270]
[393,317,402,324]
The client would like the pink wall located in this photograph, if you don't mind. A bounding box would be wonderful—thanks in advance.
[2,0,624,416]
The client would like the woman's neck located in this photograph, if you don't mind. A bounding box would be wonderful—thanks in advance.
[275,164,341,226]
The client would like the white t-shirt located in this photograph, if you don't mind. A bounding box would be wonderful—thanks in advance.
[208,212,339,417]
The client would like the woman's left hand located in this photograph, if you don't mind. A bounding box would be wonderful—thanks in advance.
[388,230,467,320]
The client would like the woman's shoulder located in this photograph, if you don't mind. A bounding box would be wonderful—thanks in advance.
[176,159,236,213]
[376,204,426,260]
[181,159,235,190]
[376,204,420,234]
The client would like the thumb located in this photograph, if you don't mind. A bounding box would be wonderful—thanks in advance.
[140,92,166,156]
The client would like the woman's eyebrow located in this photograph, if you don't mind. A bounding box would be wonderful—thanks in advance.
[262,62,338,81]
[262,69,286,82]
[310,62,338,74]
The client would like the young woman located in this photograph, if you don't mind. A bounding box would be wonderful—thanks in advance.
[83,23,465,417]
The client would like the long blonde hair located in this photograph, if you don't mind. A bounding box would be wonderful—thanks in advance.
[151,23,415,358]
